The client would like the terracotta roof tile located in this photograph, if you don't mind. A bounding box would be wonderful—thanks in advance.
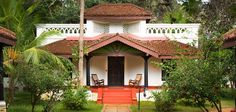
[224,28,236,40]
[85,3,152,20]
[0,27,16,45]
[0,27,16,40]
[43,34,198,59]
[223,28,236,48]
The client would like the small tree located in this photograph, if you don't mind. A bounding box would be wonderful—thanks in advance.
[16,62,72,112]
[161,42,234,112]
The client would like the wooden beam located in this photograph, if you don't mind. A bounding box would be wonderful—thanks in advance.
[0,45,4,101]
[142,56,150,87]
[86,56,92,86]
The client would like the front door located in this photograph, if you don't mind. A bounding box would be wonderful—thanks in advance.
[108,57,124,86]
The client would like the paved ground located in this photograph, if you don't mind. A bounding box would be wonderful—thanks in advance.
[102,104,131,112]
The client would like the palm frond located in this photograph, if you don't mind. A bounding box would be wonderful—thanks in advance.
[23,47,39,65]
[26,1,40,16]
[27,30,60,49]
[23,47,65,69]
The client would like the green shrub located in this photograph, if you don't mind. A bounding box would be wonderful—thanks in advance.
[152,91,175,112]
[221,88,235,99]
[62,87,88,110]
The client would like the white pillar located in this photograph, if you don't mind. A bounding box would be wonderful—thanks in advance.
[139,20,147,37]
[86,20,94,37]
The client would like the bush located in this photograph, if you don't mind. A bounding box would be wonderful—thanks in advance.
[62,87,88,110]
[152,90,175,112]
[16,62,70,112]
[221,88,235,99]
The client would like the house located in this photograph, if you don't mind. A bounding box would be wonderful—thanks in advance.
[0,27,16,111]
[37,3,200,104]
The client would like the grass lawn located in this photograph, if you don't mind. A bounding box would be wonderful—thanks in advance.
[130,99,235,112]
[7,92,103,112]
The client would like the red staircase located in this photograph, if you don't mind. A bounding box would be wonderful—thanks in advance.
[96,87,137,104]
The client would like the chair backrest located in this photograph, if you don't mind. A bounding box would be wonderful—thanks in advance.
[135,74,142,81]
[91,74,99,81]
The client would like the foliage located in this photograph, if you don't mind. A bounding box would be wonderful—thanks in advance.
[164,45,235,112]
[180,0,236,34]
[221,88,236,99]
[7,91,103,112]
[16,62,71,112]
[0,0,40,50]
[152,90,175,112]
[180,0,202,18]
[163,4,191,23]
[200,0,236,34]
[62,87,88,110]
[37,0,80,23]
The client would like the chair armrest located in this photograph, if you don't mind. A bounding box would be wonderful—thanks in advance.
[129,80,135,82]
[98,79,104,83]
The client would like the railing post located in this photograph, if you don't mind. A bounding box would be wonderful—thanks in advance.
[36,24,44,37]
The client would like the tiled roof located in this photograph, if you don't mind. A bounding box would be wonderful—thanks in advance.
[223,28,236,48]
[224,28,236,40]
[85,3,152,20]
[0,27,16,40]
[42,34,198,59]
[0,27,16,45]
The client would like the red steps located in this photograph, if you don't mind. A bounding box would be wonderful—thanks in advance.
[100,87,135,104]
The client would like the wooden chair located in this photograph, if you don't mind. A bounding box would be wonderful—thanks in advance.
[129,74,142,86]
[91,74,104,86]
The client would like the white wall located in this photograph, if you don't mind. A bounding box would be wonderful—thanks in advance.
[125,55,144,85]
[94,22,106,34]
[126,22,140,34]
[87,55,162,86]
[89,56,107,85]
[109,23,124,33]
[148,57,163,86]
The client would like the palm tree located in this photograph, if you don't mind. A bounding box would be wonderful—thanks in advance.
[0,0,75,105]
[78,0,84,85]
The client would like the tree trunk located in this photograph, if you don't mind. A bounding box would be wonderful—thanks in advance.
[31,93,39,112]
[78,0,84,85]
[213,101,221,112]
[7,74,14,105]
[234,80,236,109]
[219,99,222,112]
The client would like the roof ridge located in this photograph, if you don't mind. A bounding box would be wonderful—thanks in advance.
[85,3,152,19]
[88,3,149,12]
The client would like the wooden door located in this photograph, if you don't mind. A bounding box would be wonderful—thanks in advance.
[108,57,124,86]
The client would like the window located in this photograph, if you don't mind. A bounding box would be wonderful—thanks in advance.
[161,59,176,81]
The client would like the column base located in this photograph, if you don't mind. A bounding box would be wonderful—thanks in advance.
[0,101,6,112]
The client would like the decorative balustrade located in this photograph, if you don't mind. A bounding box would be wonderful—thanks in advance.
[146,24,200,39]
[36,24,199,38]
[36,24,87,37]
[36,23,200,46]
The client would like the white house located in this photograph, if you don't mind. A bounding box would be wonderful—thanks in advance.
[37,3,200,104]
